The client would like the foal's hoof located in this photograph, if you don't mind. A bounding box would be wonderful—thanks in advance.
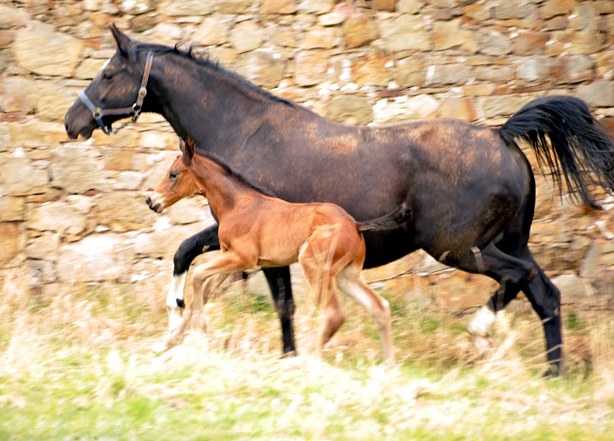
[151,341,172,354]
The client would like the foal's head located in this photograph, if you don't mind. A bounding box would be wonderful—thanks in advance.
[146,154,200,213]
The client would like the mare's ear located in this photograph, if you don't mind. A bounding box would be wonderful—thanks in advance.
[110,23,131,57]
[179,138,192,167]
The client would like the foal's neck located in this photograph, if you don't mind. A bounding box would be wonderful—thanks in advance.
[189,155,261,218]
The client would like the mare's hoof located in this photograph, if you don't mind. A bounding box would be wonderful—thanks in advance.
[542,364,564,378]
[280,349,298,359]
[470,334,495,357]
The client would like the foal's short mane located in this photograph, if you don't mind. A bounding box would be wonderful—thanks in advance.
[182,138,275,198]
[133,42,295,108]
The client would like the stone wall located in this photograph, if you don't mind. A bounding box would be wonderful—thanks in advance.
[1,0,614,311]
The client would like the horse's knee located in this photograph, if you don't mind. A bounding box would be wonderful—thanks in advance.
[374,298,391,330]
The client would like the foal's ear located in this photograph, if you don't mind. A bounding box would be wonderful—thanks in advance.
[179,138,193,167]
[110,23,131,57]
[185,138,195,160]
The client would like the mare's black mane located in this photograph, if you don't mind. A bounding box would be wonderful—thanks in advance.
[133,42,295,107]
[188,144,276,198]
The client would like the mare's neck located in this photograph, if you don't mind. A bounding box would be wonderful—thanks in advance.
[148,52,302,158]
[189,155,259,218]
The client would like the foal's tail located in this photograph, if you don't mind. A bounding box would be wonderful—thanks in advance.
[499,95,614,208]
[357,203,412,232]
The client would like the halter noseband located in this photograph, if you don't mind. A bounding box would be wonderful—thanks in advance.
[78,51,154,135]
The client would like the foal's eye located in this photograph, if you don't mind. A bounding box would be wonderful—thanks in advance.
[169,172,178,180]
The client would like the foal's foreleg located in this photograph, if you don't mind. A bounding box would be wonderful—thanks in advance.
[191,273,229,331]
[166,225,220,332]
[299,248,345,358]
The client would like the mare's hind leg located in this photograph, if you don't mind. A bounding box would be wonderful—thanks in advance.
[335,263,394,364]
[263,266,297,356]
[450,242,563,374]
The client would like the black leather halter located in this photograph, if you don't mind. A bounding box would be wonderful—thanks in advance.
[78,51,154,135]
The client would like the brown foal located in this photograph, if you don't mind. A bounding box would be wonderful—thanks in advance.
[150,138,411,362]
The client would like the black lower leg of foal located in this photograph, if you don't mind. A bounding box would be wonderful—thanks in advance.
[263,266,297,356]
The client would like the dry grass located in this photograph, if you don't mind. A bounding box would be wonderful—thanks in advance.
[1,266,614,440]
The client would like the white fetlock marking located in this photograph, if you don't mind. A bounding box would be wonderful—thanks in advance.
[468,305,496,337]
[468,305,496,355]
[167,273,187,332]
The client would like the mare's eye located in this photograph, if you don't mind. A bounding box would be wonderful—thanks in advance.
[102,72,113,80]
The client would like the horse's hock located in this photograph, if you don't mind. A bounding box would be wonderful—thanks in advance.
[1,0,614,315]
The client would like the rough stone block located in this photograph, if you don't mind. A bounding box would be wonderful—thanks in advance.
[50,146,109,194]
[193,17,229,46]
[351,50,392,87]
[230,21,264,53]
[427,63,471,85]
[56,234,136,283]
[233,50,286,89]
[577,81,614,107]
[516,57,555,82]
[478,29,513,55]
[437,97,477,122]
[0,197,25,221]
[28,201,87,236]
[0,222,21,266]
[0,157,48,196]
[514,31,550,55]
[157,0,213,15]
[378,14,432,52]
[13,23,83,77]
[326,95,373,125]
[260,0,297,14]
[342,15,378,49]
[302,28,336,49]
[554,55,594,84]
[540,0,575,20]
[474,66,514,82]
[294,51,329,86]
[92,193,157,233]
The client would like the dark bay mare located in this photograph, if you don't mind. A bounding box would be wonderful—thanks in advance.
[64,25,614,375]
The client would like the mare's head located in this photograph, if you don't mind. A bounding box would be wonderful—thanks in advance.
[65,24,157,140]
[146,149,200,213]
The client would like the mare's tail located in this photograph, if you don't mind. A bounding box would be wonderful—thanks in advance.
[499,95,614,208]
[357,203,412,232]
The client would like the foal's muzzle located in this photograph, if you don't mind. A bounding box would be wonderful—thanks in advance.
[145,195,163,213]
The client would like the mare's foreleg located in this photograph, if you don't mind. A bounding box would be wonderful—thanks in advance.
[262,266,297,356]
[166,225,220,332]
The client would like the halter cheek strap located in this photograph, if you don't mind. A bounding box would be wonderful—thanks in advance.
[79,51,154,135]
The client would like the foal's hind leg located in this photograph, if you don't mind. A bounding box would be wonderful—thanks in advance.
[336,264,394,364]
